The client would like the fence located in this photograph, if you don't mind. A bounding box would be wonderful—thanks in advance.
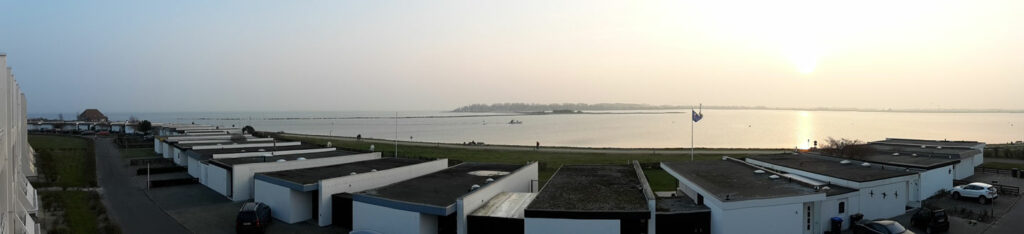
[975,167,1014,175]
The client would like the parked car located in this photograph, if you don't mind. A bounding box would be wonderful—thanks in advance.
[853,220,915,234]
[950,182,998,204]
[80,130,95,135]
[911,207,949,233]
[97,131,111,136]
[236,202,272,234]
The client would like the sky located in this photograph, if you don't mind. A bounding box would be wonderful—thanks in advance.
[2,0,1023,114]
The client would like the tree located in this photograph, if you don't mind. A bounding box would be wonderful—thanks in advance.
[242,125,256,134]
[819,137,868,159]
[137,120,152,133]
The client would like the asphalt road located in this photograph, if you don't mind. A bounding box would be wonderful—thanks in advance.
[94,137,190,234]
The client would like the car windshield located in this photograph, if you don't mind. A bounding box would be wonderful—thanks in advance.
[885,222,908,233]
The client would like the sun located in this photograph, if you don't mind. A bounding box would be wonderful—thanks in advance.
[783,39,823,75]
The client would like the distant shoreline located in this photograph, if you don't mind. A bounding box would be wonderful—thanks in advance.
[451,103,1024,114]
[167,108,1024,121]
[272,132,789,154]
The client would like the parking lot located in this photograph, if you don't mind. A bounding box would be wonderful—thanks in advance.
[100,138,349,233]
[899,171,1024,234]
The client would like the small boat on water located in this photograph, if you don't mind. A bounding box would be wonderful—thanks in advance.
[509,120,523,124]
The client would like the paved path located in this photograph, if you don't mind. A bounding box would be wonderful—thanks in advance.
[277,133,787,155]
[94,137,190,234]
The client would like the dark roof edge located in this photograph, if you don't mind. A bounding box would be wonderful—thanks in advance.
[254,173,317,192]
[352,193,454,216]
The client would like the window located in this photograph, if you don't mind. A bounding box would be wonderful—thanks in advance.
[697,194,704,205]
[838,202,846,214]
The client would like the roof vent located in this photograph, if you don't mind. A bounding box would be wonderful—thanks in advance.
[911,153,918,157]
[350,172,357,175]
[936,146,942,149]
[921,145,927,148]
[297,157,306,160]
[861,162,871,167]
[893,153,900,156]
[276,159,286,162]
[822,186,831,190]
[754,170,766,174]
[258,149,266,152]
[840,160,851,165]
[470,184,481,191]
[768,175,780,179]
[485,178,495,183]
[371,169,378,172]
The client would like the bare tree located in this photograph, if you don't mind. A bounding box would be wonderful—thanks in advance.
[819,137,869,159]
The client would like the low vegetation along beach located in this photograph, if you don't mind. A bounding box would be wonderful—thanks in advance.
[270,132,786,191]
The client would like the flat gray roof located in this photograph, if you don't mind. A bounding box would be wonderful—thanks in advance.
[878,138,983,148]
[355,163,525,215]
[209,149,361,167]
[526,165,649,214]
[747,154,917,182]
[868,143,981,159]
[838,145,964,169]
[255,158,425,190]
[185,143,322,161]
[662,160,823,202]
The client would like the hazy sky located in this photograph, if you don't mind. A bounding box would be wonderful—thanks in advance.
[3,0,1022,113]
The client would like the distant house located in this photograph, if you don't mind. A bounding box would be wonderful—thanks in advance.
[78,109,108,122]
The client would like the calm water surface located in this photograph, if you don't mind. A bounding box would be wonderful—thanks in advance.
[41,110,1023,148]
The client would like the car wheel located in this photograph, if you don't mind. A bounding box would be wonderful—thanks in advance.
[951,192,960,200]
[979,196,988,204]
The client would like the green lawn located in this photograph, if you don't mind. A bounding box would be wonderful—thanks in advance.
[274,134,739,191]
[39,191,117,234]
[119,147,159,159]
[644,169,679,192]
[28,135,96,188]
[980,162,1024,170]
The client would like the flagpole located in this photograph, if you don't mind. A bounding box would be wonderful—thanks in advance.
[691,108,695,161]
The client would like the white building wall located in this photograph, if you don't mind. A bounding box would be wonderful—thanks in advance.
[715,202,806,234]
[187,157,201,178]
[316,159,450,226]
[818,193,859,232]
[919,166,954,200]
[953,160,974,180]
[456,162,538,234]
[525,218,620,234]
[254,180,312,224]
[856,181,909,220]
[205,165,231,196]
[353,201,425,234]
[228,152,380,201]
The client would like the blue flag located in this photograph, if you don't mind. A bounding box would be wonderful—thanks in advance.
[692,109,703,122]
